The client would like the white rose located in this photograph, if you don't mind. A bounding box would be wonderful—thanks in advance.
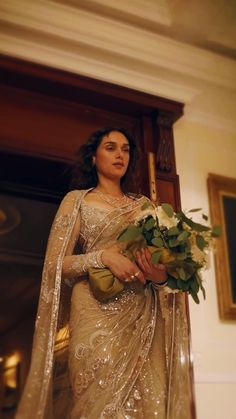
[134,209,156,225]
[155,206,178,229]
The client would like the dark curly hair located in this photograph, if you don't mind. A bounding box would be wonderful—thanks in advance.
[70,127,137,192]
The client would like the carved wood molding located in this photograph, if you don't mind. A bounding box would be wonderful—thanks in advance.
[155,112,177,175]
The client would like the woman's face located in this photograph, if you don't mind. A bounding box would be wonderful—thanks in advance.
[93,131,130,182]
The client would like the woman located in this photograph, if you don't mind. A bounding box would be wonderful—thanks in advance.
[17,128,193,419]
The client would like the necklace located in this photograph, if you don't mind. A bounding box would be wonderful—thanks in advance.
[93,189,130,208]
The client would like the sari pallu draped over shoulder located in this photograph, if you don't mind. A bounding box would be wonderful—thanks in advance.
[16,189,194,419]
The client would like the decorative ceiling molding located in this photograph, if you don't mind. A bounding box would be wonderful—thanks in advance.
[62,0,236,59]
[0,0,235,90]
[0,32,200,103]
[0,0,236,132]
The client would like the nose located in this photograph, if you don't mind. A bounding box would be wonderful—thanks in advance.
[115,148,124,159]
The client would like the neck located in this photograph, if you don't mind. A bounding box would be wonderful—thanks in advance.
[95,178,123,197]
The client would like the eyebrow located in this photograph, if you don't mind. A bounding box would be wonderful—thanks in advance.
[104,140,130,147]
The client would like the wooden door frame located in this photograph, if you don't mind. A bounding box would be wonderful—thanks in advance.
[0,54,183,207]
[0,54,196,418]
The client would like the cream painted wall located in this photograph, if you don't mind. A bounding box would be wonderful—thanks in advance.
[174,119,236,419]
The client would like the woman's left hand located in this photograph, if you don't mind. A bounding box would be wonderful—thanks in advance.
[135,248,167,284]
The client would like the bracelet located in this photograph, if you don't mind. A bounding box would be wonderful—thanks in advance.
[71,250,106,274]
[152,280,168,289]
[94,250,106,269]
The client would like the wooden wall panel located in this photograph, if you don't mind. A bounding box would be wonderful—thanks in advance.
[0,55,184,204]
[0,85,136,161]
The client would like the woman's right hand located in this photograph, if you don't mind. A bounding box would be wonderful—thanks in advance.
[101,245,145,284]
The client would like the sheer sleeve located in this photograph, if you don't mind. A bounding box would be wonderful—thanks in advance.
[62,251,105,282]
[62,208,105,283]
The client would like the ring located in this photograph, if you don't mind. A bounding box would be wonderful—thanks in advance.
[134,271,141,277]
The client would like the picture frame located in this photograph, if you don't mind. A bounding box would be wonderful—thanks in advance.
[207,173,236,320]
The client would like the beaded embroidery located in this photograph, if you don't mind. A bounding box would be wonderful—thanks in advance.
[18,190,193,419]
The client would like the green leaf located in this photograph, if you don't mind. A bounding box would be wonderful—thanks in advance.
[188,208,202,212]
[175,252,187,260]
[196,234,208,250]
[177,279,189,291]
[202,213,208,221]
[169,238,180,247]
[141,201,153,210]
[211,225,221,237]
[167,226,180,236]
[185,238,191,252]
[167,277,178,289]
[182,280,190,291]
[161,203,174,218]
[117,226,142,241]
[176,267,186,280]
[190,279,199,294]
[177,278,184,290]
[144,217,155,231]
[178,211,210,232]
[176,211,183,221]
[151,251,162,264]
[196,273,206,299]
[177,231,189,242]
[154,229,161,237]
[189,289,200,304]
[151,237,164,247]
[144,231,152,243]
[167,259,198,281]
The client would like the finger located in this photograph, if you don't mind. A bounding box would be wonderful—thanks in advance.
[151,263,166,274]
[139,248,152,272]
[132,264,145,284]
[135,251,146,272]
[144,248,152,262]
[157,263,166,271]
[122,263,138,281]
[119,271,133,282]
[122,277,131,283]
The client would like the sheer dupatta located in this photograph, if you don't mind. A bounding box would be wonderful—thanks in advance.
[16,189,194,419]
[16,190,87,418]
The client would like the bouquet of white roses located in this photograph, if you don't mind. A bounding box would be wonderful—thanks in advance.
[117,201,221,303]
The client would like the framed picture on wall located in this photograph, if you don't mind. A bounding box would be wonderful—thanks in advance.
[208,173,236,320]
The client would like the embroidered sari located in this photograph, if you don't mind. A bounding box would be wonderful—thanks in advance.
[16,189,194,419]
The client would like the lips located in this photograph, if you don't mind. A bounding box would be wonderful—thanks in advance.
[113,163,124,168]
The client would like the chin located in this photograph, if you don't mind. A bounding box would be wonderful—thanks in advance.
[101,167,127,181]
[106,172,124,181]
